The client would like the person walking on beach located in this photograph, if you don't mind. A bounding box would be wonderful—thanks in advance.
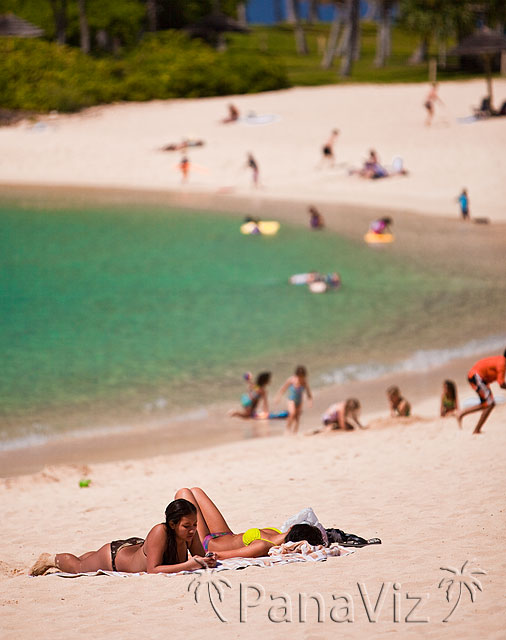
[275,365,313,434]
[424,82,443,126]
[179,154,190,183]
[30,499,217,576]
[320,129,339,167]
[457,188,470,221]
[228,371,271,419]
[386,385,411,417]
[246,152,259,187]
[457,351,506,434]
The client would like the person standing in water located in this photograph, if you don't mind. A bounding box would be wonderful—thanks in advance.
[275,365,313,434]
[457,351,506,434]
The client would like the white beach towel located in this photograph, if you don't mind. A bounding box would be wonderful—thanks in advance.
[43,543,352,578]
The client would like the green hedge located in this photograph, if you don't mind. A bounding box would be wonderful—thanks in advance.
[0,31,289,113]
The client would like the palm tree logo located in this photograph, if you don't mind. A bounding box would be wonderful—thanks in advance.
[438,561,486,622]
[188,569,232,622]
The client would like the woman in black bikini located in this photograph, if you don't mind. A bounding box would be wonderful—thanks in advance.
[30,499,217,575]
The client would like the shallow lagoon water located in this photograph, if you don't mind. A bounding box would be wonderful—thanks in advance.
[0,200,503,445]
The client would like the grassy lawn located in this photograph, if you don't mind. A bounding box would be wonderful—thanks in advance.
[227,22,482,86]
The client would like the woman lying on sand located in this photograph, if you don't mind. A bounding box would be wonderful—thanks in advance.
[178,487,324,559]
[30,498,217,576]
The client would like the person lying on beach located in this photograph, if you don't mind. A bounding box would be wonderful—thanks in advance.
[222,103,239,124]
[228,371,271,419]
[30,499,217,576]
[457,350,506,434]
[161,138,204,152]
[440,379,459,417]
[386,385,411,417]
[177,487,324,559]
[275,365,313,434]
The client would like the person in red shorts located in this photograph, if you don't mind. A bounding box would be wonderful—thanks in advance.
[457,350,506,434]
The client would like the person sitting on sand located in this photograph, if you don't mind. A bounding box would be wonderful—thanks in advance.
[369,217,392,235]
[30,499,217,576]
[229,371,271,419]
[275,365,313,434]
[176,487,324,559]
[387,385,411,417]
[440,379,459,417]
[350,150,388,179]
[457,350,506,434]
[322,398,367,431]
[222,103,239,124]
[308,206,325,229]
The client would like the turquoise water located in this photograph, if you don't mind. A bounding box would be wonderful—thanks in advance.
[0,200,488,442]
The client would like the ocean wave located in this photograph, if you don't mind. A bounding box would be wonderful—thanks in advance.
[320,335,506,385]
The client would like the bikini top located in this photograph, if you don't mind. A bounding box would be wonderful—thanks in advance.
[242,527,282,546]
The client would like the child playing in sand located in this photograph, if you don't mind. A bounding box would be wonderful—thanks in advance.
[386,385,411,417]
[30,499,217,576]
[457,350,506,434]
[322,398,366,430]
[275,365,313,434]
[229,371,271,419]
[440,380,459,417]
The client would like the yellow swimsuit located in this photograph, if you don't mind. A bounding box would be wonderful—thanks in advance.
[242,527,282,546]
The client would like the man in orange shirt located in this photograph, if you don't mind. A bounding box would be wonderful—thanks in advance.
[457,350,506,434]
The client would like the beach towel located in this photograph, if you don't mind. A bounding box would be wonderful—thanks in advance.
[43,543,352,578]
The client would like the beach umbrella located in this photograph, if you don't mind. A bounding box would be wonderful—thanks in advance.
[0,13,43,38]
[449,27,506,111]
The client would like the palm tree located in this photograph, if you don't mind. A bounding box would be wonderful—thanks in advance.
[77,0,90,54]
[374,0,396,67]
[146,0,157,32]
[286,0,309,54]
[340,0,360,77]
[49,0,67,44]
[188,570,232,623]
[439,560,486,622]
[321,1,345,69]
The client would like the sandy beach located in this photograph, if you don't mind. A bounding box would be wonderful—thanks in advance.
[1,81,506,639]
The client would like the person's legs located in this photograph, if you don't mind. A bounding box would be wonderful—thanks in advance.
[285,400,296,434]
[175,487,233,542]
[292,405,302,434]
[57,543,112,573]
[472,404,495,434]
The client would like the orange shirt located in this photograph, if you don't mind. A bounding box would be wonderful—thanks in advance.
[468,356,506,385]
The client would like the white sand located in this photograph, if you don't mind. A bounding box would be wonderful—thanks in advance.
[1,80,505,220]
[2,403,505,638]
[1,81,506,638]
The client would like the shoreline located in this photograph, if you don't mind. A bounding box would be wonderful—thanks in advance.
[1,184,506,477]
[2,343,504,478]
